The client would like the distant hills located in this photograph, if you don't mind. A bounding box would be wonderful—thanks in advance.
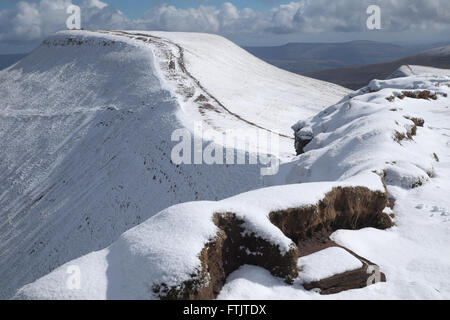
[0,53,28,70]
[245,40,449,73]
[301,45,450,90]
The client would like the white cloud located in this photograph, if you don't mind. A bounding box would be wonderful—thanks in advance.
[141,4,221,33]
[284,0,450,33]
[0,0,71,43]
[1,0,450,46]
[84,0,108,9]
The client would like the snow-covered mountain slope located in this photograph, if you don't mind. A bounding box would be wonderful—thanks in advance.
[0,30,349,299]
[140,31,350,138]
[16,71,450,300]
[254,74,450,299]
[417,45,450,58]
[101,30,350,156]
[283,75,449,186]
[15,172,387,300]
[388,65,450,79]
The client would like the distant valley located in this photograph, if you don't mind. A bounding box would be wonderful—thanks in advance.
[302,45,450,89]
[245,40,449,73]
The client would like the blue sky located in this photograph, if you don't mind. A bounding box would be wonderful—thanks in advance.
[1,0,450,53]
[106,0,288,18]
[0,0,282,18]
[106,0,281,17]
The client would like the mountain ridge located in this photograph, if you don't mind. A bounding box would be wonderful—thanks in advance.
[0,30,349,298]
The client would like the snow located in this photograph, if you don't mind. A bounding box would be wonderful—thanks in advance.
[131,31,350,139]
[98,30,350,160]
[217,265,310,300]
[418,45,450,57]
[217,247,365,300]
[220,72,450,300]
[388,65,450,79]
[278,75,449,188]
[16,201,219,300]
[2,28,450,300]
[14,172,383,300]
[0,30,349,299]
[297,247,363,284]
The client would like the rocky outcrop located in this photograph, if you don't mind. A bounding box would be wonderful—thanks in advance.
[294,135,312,155]
[386,90,448,102]
[401,90,437,100]
[303,249,387,295]
[153,212,299,300]
[269,186,392,248]
[404,116,425,128]
[293,125,313,155]
[153,186,392,299]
